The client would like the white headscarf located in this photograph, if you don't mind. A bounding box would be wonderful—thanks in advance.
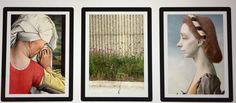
[11,14,58,50]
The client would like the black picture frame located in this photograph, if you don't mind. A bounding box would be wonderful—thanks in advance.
[160,7,233,102]
[81,7,152,101]
[1,7,74,101]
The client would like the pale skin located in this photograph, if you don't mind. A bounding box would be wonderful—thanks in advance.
[10,39,52,85]
[177,23,216,93]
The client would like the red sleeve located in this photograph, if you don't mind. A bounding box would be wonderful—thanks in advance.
[31,61,44,88]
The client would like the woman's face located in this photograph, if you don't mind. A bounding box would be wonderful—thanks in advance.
[29,39,47,58]
[177,23,199,58]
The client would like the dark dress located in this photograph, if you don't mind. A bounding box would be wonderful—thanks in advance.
[195,73,223,94]
[185,73,224,94]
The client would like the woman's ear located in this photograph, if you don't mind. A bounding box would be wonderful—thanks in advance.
[198,39,205,46]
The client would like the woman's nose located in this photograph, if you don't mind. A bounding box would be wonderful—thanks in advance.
[177,40,182,47]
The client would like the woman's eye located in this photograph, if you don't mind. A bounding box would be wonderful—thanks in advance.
[181,36,187,39]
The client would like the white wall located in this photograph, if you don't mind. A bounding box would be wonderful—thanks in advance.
[0,0,235,103]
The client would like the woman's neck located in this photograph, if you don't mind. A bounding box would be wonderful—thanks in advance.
[192,48,216,76]
[187,48,216,94]
[10,41,31,70]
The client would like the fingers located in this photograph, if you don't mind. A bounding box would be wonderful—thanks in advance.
[47,48,52,55]
[48,48,52,55]
[41,48,52,56]
[39,48,52,68]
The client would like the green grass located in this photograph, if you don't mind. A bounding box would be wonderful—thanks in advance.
[89,52,144,82]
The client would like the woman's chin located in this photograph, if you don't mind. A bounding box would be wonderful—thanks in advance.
[183,54,191,58]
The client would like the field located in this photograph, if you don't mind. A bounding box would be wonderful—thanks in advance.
[89,52,144,82]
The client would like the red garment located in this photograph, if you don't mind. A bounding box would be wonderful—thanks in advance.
[10,60,44,94]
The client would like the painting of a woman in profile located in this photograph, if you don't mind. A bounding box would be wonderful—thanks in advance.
[177,14,224,94]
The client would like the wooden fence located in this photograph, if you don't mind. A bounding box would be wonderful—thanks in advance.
[89,14,144,56]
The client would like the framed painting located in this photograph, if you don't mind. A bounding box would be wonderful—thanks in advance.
[81,7,152,101]
[1,7,74,101]
[160,7,233,102]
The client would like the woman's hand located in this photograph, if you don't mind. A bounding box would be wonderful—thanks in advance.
[38,48,52,68]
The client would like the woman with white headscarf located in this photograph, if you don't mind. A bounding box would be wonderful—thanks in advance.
[10,14,64,94]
